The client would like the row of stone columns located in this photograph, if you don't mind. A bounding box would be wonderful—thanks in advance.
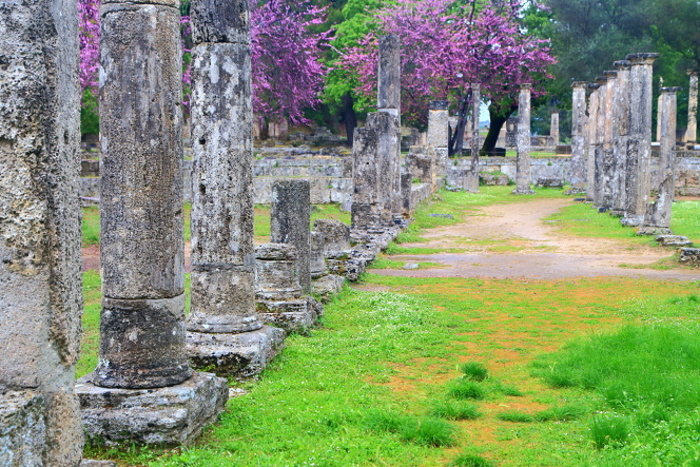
[575,53,682,234]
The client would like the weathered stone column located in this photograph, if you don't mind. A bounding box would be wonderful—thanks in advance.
[186,0,284,378]
[513,84,535,194]
[569,82,588,193]
[76,0,228,446]
[352,113,400,230]
[550,110,560,147]
[685,71,698,143]
[610,60,632,216]
[639,87,680,235]
[271,180,311,294]
[585,83,601,202]
[376,35,403,215]
[465,84,481,192]
[0,0,83,463]
[593,76,608,208]
[622,53,659,226]
[427,100,450,181]
[600,71,618,210]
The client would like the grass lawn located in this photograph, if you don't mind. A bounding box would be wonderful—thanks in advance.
[80,188,700,466]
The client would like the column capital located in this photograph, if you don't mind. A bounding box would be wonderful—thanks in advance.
[614,60,631,70]
[572,81,587,89]
[660,86,682,94]
[520,83,532,91]
[603,70,618,80]
[626,53,659,65]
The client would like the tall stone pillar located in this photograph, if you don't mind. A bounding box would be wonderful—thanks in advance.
[593,76,608,208]
[569,82,588,193]
[513,84,535,194]
[685,71,698,143]
[639,87,680,235]
[352,112,401,230]
[550,110,560,147]
[611,60,632,216]
[427,100,450,181]
[76,0,228,445]
[623,53,659,226]
[465,84,481,192]
[271,180,311,294]
[186,0,284,377]
[600,71,618,210]
[376,35,403,215]
[585,83,601,202]
[0,0,84,464]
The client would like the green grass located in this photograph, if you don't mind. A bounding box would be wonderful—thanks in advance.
[447,379,486,400]
[450,453,496,467]
[82,206,100,246]
[429,399,481,421]
[671,200,700,243]
[544,203,652,244]
[367,256,445,270]
[459,362,489,382]
[497,411,536,423]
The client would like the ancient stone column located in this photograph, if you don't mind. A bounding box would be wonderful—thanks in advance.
[610,60,632,216]
[623,53,659,226]
[427,100,450,180]
[600,71,618,210]
[639,87,680,235]
[186,0,284,378]
[550,110,560,147]
[271,180,311,294]
[585,83,601,202]
[77,0,228,445]
[0,0,83,463]
[376,35,403,215]
[513,84,535,194]
[569,82,588,193]
[465,84,481,192]
[592,76,608,208]
[685,71,698,143]
[188,0,260,334]
[352,113,400,230]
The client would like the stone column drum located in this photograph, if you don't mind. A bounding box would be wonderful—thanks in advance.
[550,110,560,147]
[569,82,588,193]
[271,179,312,294]
[427,100,450,180]
[585,83,600,202]
[186,0,284,379]
[623,53,659,226]
[611,60,632,216]
[0,0,84,464]
[76,0,228,446]
[513,84,535,194]
[686,71,698,143]
[639,87,680,235]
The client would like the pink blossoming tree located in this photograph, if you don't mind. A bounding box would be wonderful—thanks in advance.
[341,0,555,154]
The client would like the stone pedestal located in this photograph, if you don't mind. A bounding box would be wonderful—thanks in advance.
[622,53,659,226]
[255,243,321,332]
[77,372,228,446]
[0,0,84,464]
[77,0,228,445]
[568,82,588,194]
[513,84,535,195]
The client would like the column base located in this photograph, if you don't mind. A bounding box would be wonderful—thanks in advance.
[76,372,228,446]
[656,235,692,247]
[512,188,535,195]
[187,326,286,378]
[621,215,644,227]
[636,226,673,236]
[257,296,323,333]
[312,274,346,302]
[680,248,700,265]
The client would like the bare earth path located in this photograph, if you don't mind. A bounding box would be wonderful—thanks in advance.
[373,197,698,281]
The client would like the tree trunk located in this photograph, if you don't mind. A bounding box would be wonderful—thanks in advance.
[342,92,357,147]
[482,103,517,154]
[449,93,471,157]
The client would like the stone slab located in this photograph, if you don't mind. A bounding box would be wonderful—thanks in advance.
[76,372,228,446]
[679,248,700,265]
[0,391,46,467]
[636,227,673,236]
[311,274,346,302]
[656,235,693,247]
[187,326,286,379]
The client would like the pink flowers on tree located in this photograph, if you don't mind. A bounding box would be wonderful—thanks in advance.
[78,0,329,127]
[341,0,554,153]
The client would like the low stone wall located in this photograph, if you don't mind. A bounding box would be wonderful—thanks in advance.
[80,150,700,205]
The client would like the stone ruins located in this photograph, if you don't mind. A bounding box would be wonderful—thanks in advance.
[4,0,700,461]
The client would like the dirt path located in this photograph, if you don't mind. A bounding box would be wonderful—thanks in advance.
[373,197,698,281]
